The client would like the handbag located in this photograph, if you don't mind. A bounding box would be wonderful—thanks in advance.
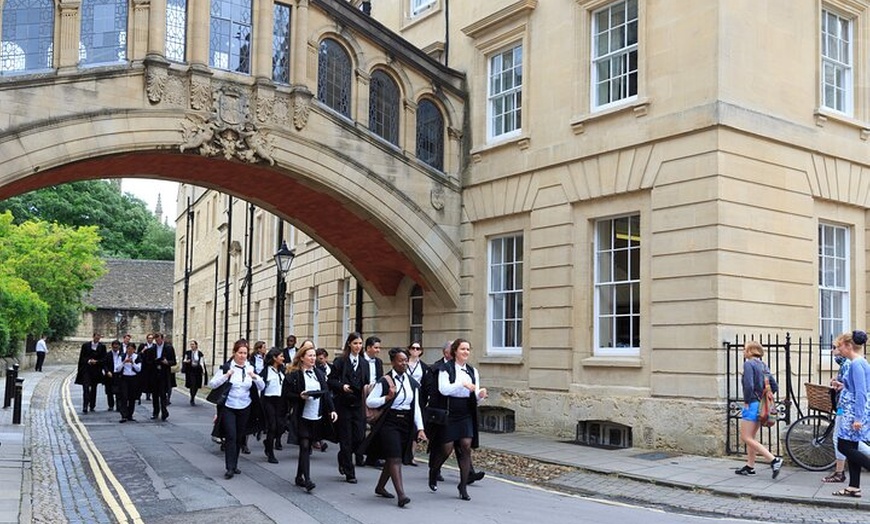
[206,380,231,406]
[364,375,395,424]
[424,406,449,426]
[758,374,779,427]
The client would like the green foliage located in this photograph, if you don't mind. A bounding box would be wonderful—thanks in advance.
[0,212,106,342]
[0,180,175,260]
[0,270,49,357]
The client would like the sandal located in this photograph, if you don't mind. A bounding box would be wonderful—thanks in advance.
[822,471,846,483]
[832,488,862,498]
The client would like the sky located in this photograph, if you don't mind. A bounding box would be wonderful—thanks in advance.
[120,178,179,225]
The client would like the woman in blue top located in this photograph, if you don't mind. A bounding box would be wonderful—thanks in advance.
[833,330,870,497]
[735,340,783,478]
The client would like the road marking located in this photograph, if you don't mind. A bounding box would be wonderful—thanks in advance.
[62,374,144,523]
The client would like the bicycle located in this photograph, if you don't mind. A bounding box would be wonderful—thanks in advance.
[783,383,836,471]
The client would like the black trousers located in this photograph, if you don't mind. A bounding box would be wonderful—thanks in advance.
[118,376,139,420]
[81,383,98,411]
[263,396,285,455]
[104,378,116,409]
[221,405,251,472]
[151,376,169,417]
[838,438,870,489]
[35,352,46,371]
[336,403,365,476]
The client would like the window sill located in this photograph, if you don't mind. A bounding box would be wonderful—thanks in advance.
[403,4,441,31]
[581,355,643,368]
[470,133,530,163]
[479,355,524,365]
[814,107,870,140]
[570,97,651,135]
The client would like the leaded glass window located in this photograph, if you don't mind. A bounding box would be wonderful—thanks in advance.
[165,0,187,63]
[272,3,291,84]
[210,0,252,74]
[416,99,444,171]
[317,38,351,117]
[369,70,399,145]
[80,0,128,65]
[1,0,54,73]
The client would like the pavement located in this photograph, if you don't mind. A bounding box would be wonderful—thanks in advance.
[2,367,869,524]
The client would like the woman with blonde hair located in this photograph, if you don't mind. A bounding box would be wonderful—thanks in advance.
[734,340,783,479]
[832,330,870,497]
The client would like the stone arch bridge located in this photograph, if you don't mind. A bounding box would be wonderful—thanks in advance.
[0,0,466,307]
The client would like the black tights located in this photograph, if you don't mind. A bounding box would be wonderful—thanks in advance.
[838,438,870,489]
[297,436,312,482]
[431,437,472,492]
[376,458,406,498]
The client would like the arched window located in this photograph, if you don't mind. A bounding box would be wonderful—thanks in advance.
[409,284,423,345]
[80,0,128,65]
[416,99,444,171]
[0,0,54,73]
[165,0,187,63]
[209,0,252,73]
[369,69,399,145]
[317,38,351,117]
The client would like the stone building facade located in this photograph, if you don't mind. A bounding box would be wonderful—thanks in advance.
[179,0,870,455]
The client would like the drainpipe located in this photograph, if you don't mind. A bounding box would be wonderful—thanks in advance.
[181,196,193,352]
[444,0,450,67]
[222,196,233,364]
[212,256,218,370]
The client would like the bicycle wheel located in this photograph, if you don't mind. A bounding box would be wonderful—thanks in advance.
[784,414,836,471]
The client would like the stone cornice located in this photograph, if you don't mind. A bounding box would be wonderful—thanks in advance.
[461,0,538,39]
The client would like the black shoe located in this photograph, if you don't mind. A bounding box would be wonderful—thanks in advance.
[375,488,395,499]
[224,470,234,479]
[150,415,158,420]
[305,480,316,492]
[190,399,195,406]
[355,458,365,467]
[458,486,471,501]
[468,470,485,485]
[345,475,357,484]
[161,413,169,421]
[274,441,283,451]
[398,496,410,508]
[437,473,444,482]
[338,464,345,476]
[428,469,438,492]
[295,477,306,487]
[107,406,114,411]
[320,442,328,452]
[241,445,251,455]
[82,409,88,415]
[119,418,127,423]
[233,468,241,474]
[267,455,279,464]
[735,465,756,476]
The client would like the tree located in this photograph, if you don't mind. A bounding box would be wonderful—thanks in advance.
[0,212,106,340]
[0,271,49,357]
[0,180,175,260]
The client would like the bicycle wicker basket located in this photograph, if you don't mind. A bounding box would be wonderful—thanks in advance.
[804,382,835,414]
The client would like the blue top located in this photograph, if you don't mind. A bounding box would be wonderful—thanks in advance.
[837,356,870,442]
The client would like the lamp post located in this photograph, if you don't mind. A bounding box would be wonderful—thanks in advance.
[274,240,296,348]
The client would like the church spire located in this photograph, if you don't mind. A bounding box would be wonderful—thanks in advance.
[155,193,163,220]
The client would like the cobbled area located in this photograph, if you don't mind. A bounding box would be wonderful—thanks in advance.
[28,370,112,524]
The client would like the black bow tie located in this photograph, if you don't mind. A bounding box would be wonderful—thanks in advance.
[305,369,314,376]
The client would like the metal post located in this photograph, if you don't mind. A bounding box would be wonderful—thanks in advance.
[4,363,19,409]
[12,377,23,424]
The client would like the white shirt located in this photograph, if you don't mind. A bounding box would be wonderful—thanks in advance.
[252,354,265,374]
[366,371,424,431]
[365,355,378,385]
[116,353,142,376]
[36,339,48,353]
[408,360,424,383]
[209,362,265,409]
[439,363,484,400]
[263,366,284,397]
[301,368,322,420]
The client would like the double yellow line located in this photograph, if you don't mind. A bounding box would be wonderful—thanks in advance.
[61,374,143,523]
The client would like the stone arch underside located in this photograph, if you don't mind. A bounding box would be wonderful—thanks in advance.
[0,118,461,308]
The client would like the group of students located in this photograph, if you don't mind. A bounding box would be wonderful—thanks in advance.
[204,332,487,507]
[74,332,180,423]
[737,331,870,498]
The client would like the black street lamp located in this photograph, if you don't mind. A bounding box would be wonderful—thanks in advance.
[274,240,296,348]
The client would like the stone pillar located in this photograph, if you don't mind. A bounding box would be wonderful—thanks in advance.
[57,1,82,70]
[146,0,168,59]
[447,126,462,176]
[130,0,154,62]
[403,98,417,155]
[253,0,275,81]
[355,69,370,125]
[188,0,209,67]
[291,0,310,86]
